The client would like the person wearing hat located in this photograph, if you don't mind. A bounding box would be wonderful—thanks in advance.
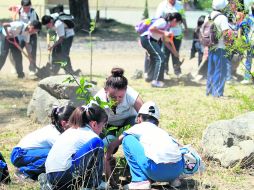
[206,0,232,97]
[105,101,184,189]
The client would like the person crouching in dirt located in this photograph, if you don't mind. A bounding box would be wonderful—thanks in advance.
[105,101,184,189]
[10,105,75,181]
[41,15,76,75]
[0,20,41,78]
[94,68,144,148]
[43,104,108,190]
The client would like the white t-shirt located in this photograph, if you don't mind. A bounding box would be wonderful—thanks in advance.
[2,21,30,43]
[54,19,75,39]
[45,127,99,173]
[155,0,185,36]
[19,7,38,24]
[141,18,170,41]
[17,124,60,149]
[123,122,182,164]
[94,86,139,126]
[206,11,230,49]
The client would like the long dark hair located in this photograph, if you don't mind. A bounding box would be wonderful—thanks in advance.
[69,104,108,129]
[51,105,76,133]
[163,12,183,23]
[105,68,128,90]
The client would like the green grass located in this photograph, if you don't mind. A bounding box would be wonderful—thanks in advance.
[1,71,254,189]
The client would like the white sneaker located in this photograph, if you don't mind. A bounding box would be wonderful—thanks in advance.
[29,71,36,76]
[151,80,165,88]
[241,79,252,85]
[170,178,181,187]
[123,180,151,190]
[97,181,109,189]
[38,173,52,190]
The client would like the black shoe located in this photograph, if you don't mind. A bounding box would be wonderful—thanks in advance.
[29,63,37,72]
[65,69,81,76]
[17,73,25,78]
[145,78,152,82]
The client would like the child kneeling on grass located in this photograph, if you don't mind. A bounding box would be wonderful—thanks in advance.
[11,105,75,180]
[105,101,184,189]
[43,104,108,190]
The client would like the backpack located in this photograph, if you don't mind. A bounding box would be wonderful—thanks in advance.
[0,153,11,184]
[135,18,158,35]
[19,7,39,21]
[180,145,205,177]
[55,13,75,29]
[199,13,223,47]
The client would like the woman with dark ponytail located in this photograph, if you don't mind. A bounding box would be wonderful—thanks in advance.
[44,104,108,189]
[140,12,182,87]
[94,67,143,147]
[10,105,75,180]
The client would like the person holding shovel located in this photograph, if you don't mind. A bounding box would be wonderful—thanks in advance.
[0,20,41,78]
[140,12,183,87]
[156,0,188,77]
[41,14,76,75]
[8,0,39,76]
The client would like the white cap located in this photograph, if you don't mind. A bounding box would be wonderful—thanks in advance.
[138,101,160,120]
[212,0,228,10]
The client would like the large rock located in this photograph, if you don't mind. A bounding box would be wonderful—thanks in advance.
[27,75,98,124]
[202,112,254,168]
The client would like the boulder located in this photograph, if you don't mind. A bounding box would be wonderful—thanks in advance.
[202,112,254,168]
[27,75,98,124]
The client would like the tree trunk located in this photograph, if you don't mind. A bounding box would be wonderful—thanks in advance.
[69,0,91,30]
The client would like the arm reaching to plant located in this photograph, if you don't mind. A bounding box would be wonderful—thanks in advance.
[105,135,124,184]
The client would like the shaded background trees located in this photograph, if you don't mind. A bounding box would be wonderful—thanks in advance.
[69,0,91,30]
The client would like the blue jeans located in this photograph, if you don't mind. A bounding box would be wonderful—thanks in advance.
[244,49,253,80]
[207,48,228,97]
[140,35,164,81]
[226,57,232,81]
[11,147,50,180]
[47,137,104,190]
[122,135,184,182]
[191,41,204,66]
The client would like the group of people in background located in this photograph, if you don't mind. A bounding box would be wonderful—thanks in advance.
[0,0,77,79]
[1,0,254,188]
[0,67,197,190]
[139,0,253,97]
[0,0,253,95]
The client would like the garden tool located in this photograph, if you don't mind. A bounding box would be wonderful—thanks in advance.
[164,34,185,68]
[7,38,32,62]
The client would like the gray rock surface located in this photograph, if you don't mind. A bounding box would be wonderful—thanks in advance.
[202,112,254,168]
[27,75,98,124]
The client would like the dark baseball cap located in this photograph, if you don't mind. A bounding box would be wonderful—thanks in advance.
[21,0,32,6]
